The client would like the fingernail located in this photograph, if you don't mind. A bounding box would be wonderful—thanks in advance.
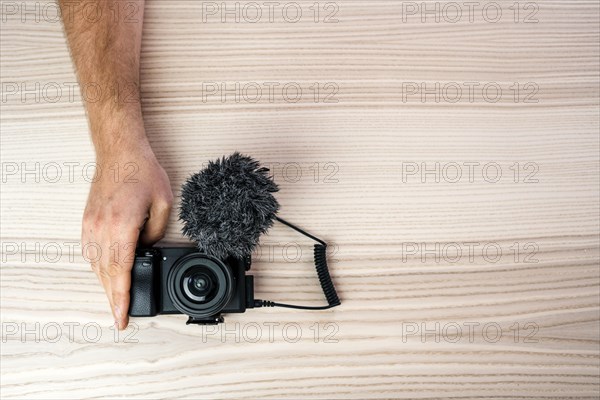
[114,320,120,330]
[114,305,121,319]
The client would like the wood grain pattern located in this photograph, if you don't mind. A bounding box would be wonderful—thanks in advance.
[1,0,599,398]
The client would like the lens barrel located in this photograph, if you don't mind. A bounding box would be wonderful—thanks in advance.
[167,253,234,318]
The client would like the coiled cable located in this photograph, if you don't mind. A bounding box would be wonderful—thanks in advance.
[254,217,341,310]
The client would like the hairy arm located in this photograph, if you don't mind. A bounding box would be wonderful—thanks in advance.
[60,0,173,330]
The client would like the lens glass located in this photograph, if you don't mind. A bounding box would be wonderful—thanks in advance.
[182,267,217,303]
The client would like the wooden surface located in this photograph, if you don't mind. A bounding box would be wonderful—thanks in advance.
[1,0,599,398]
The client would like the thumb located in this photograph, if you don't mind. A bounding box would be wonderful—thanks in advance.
[139,198,172,246]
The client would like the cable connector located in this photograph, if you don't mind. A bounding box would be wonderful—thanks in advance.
[253,300,275,308]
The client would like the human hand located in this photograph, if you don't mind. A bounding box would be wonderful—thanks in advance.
[82,140,173,330]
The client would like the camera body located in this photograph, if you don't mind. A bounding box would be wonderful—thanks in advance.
[129,247,254,325]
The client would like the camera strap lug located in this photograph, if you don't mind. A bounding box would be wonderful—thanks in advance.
[186,315,224,325]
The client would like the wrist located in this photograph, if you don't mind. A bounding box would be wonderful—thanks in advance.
[93,124,154,166]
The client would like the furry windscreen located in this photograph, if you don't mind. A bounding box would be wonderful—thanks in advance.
[179,152,279,259]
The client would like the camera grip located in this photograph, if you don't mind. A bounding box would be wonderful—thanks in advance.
[129,254,158,317]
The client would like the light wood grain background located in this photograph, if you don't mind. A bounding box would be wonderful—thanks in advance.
[1,0,599,398]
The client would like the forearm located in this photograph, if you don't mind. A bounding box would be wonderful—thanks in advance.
[59,0,147,159]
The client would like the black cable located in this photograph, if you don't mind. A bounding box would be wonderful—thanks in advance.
[275,217,326,246]
[254,217,341,311]
[254,300,335,310]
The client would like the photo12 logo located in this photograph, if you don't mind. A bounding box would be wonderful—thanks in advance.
[200,81,340,104]
[200,321,340,343]
[1,161,139,184]
[400,241,539,264]
[199,2,340,23]
[1,81,139,105]
[401,162,540,184]
[2,321,139,344]
[1,1,142,24]
[400,82,539,104]
[399,2,540,24]
[401,321,539,343]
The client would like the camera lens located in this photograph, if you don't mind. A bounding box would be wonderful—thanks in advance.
[167,253,234,319]
[182,270,216,302]
[193,275,208,290]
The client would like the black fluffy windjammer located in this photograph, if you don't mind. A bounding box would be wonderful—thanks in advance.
[179,152,279,259]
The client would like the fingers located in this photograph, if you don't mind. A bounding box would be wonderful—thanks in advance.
[83,216,139,330]
[82,224,115,321]
[90,256,114,309]
[139,195,173,246]
[97,266,116,322]
[109,236,137,330]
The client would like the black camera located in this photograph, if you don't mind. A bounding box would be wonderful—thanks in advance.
[129,247,255,325]
[126,154,340,326]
